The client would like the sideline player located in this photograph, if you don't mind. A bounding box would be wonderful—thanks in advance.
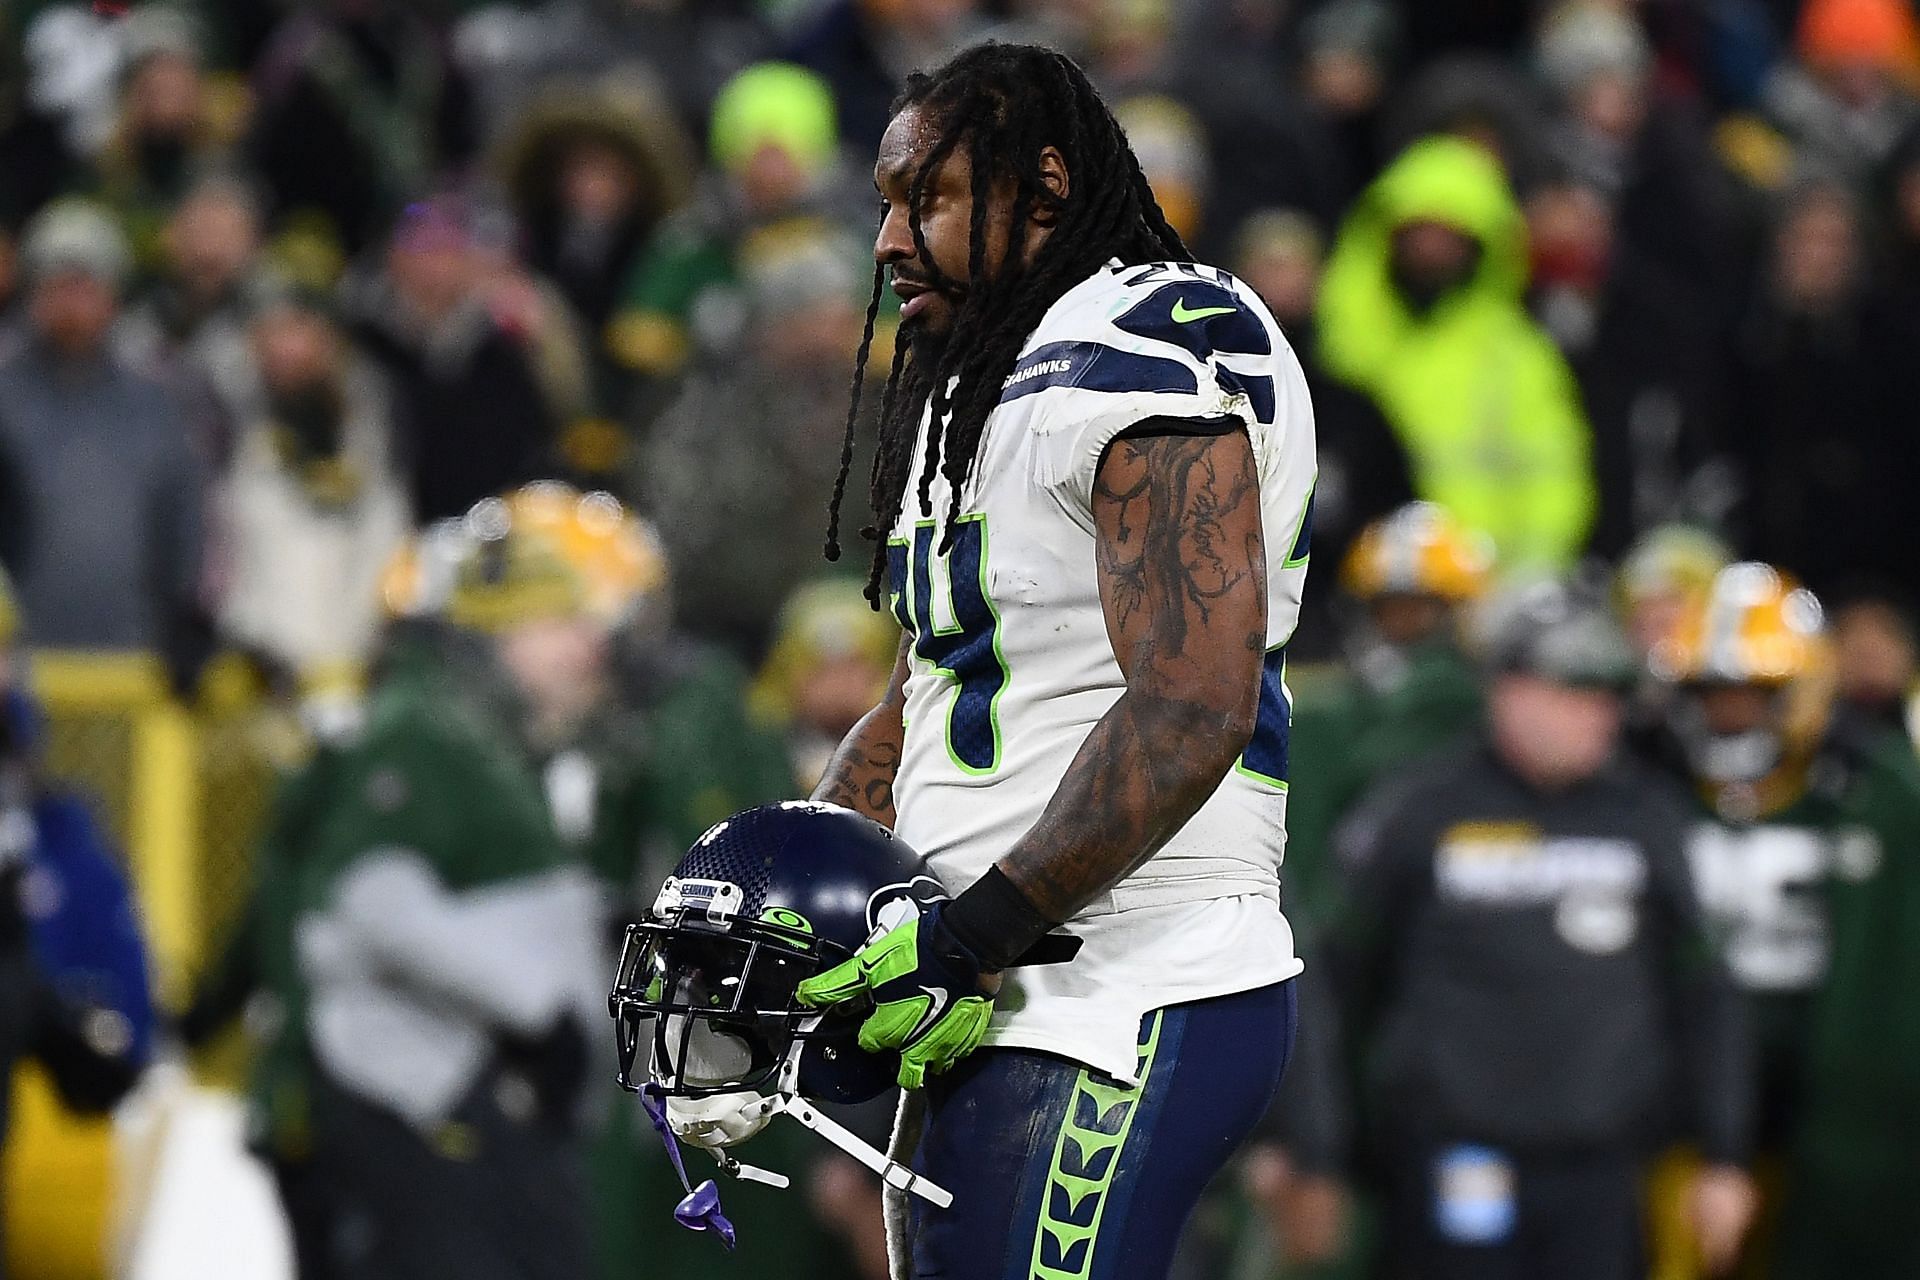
[795,42,1317,1279]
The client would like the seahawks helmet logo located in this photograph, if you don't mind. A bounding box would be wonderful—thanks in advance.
[864,876,949,943]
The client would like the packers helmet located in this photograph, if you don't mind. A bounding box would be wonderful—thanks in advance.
[383,483,667,631]
[1652,562,1833,786]
[1340,502,1495,603]
[1651,562,1826,687]
[1617,525,1732,614]
[1616,525,1733,653]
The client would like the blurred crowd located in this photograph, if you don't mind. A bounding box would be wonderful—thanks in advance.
[0,0,1918,1277]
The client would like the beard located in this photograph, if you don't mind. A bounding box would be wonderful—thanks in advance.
[902,313,950,367]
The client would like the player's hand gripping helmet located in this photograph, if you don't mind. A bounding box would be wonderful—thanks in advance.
[607,801,955,1247]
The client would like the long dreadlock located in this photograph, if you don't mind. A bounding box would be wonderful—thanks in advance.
[822,42,1192,606]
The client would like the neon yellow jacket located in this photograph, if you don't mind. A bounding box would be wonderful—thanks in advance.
[1317,137,1595,570]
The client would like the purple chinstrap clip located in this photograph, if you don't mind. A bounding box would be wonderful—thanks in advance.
[640,1085,738,1251]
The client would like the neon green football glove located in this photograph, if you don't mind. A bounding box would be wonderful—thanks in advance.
[795,902,994,1090]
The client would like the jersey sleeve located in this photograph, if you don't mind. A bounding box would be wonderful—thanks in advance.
[1020,272,1279,514]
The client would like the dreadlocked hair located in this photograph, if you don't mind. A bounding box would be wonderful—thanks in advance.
[820,42,1192,606]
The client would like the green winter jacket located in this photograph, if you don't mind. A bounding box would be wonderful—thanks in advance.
[1317,137,1595,571]
[216,644,568,1158]
[1284,642,1485,925]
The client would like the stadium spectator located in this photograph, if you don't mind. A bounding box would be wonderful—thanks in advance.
[1526,175,1735,556]
[494,75,695,374]
[748,577,902,793]
[1317,135,1597,571]
[639,226,875,657]
[1111,94,1209,246]
[1648,563,1920,1277]
[458,0,771,143]
[0,199,208,677]
[248,0,480,257]
[1534,1,1747,301]
[1293,0,1402,213]
[1763,0,1920,187]
[1731,177,1913,602]
[89,7,240,273]
[0,10,80,232]
[214,294,409,703]
[784,0,985,153]
[344,196,555,522]
[1332,580,1756,1280]
[606,61,864,415]
[1379,53,1551,186]
[1151,0,1353,249]
[1830,594,1918,735]
[1872,122,1920,481]
[118,172,277,434]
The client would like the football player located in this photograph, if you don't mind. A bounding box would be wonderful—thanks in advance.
[1652,563,1920,1277]
[798,42,1316,1279]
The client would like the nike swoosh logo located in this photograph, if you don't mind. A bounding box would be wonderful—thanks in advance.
[907,985,951,1042]
[1170,298,1235,323]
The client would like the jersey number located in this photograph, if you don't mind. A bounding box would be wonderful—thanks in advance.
[887,515,1009,775]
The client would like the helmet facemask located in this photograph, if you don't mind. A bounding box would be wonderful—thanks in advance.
[609,879,855,1103]
[1674,681,1790,786]
[606,804,962,1250]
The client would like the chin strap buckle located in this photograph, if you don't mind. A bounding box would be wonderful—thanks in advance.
[770,1094,956,1209]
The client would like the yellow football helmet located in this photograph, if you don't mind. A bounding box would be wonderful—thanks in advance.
[1653,562,1835,791]
[1340,502,1496,602]
[382,483,668,632]
[1616,526,1732,612]
[1651,562,1826,687]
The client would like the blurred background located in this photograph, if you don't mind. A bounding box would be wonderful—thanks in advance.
[0,0,1918,1277]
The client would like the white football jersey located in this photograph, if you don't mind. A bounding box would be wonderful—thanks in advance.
[887,259,1316,1081]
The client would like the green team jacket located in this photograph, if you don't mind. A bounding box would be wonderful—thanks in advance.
[213,647,569,1158]
[1283,643,1484,926]
[1690,728,1920,1280]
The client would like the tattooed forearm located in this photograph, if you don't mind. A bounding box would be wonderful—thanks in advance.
[814,732,901,825]
[811,638,911,828]
[1001,428,1266,922]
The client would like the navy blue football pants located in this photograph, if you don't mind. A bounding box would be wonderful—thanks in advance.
[904,980,1296,1280]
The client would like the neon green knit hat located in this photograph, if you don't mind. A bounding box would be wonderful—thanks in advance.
[709,63,839,178]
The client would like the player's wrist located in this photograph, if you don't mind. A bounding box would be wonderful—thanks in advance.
[940,865,1057,975]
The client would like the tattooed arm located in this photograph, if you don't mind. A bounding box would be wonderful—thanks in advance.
[995,424,1267,924]
[811,633,912,828]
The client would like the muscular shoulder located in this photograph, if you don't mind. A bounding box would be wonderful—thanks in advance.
[1014,262,1292,503]
[1028,260,1282,365]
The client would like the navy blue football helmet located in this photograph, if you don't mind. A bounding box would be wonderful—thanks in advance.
[609,801,944,1108]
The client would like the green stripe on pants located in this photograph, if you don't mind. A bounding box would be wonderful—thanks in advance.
[1028,1011,1166,1280]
